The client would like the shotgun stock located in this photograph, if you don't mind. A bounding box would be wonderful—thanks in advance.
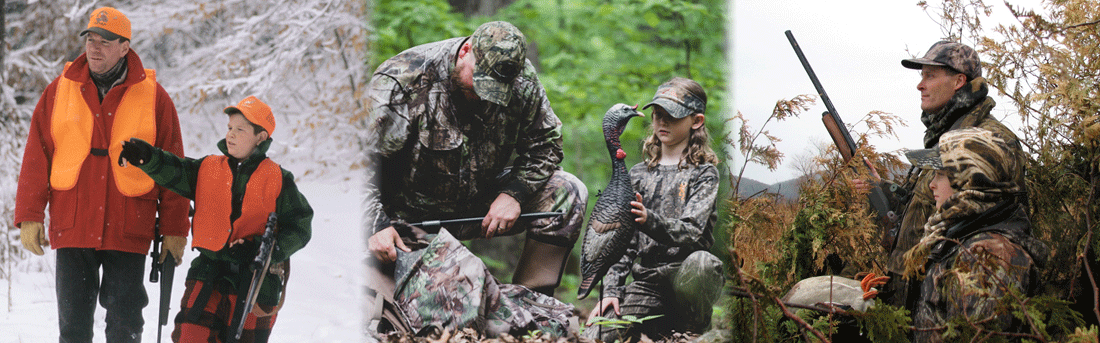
[785,30,900,250]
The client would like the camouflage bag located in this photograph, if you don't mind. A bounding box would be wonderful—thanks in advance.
[390,229,578,338]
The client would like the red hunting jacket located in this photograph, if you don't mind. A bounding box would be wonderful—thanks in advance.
[14,50,190,254]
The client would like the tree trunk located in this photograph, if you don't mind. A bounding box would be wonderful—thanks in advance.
[1,0,6,99]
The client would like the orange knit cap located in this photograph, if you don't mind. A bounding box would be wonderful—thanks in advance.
[80,7,131,41]
[224,96,276,137]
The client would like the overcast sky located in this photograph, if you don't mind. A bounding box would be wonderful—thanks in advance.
[729,0,1031,184]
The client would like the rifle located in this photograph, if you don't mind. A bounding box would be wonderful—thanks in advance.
[407,211,563,228]
[785,30,900,250]
[149,220,176,343]
[228,212,278,343]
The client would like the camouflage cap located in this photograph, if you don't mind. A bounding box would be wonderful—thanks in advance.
[901,41,981,80]
[471,21,527,106]
[642,77,706,119]
[905,147,943,170]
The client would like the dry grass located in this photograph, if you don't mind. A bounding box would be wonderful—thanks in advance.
[728,196,797,279]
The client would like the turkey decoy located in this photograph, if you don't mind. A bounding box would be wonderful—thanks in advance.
[578,103,644,299]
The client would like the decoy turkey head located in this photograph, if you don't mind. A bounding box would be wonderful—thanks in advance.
[602,103,644,159]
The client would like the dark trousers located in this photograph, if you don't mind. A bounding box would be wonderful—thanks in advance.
[56,248,148,343]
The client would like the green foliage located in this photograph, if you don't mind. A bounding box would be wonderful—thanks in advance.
[584,313,665,342]
[588,314,664,330]
[857,300,912,343]
[368,0,471,70]
[494,0,728,196]
[728,295,783,342]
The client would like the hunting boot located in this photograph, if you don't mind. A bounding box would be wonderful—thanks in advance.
[513,238,572,296]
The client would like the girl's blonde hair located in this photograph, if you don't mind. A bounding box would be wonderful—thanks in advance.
[642,77,720,168]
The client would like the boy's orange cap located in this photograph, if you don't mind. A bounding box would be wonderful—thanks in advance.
[224,96,276,137]
[80,7,131,41]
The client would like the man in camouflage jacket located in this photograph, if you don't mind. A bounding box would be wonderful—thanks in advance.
[364,21,587,299]
[902,128,1047,341]
[877,41,1028,308]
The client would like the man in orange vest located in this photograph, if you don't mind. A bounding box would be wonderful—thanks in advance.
[119,95,313,343]
[13,7,190,342]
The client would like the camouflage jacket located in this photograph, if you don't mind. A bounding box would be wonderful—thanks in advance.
[886,79,1026,276]
[603,163,719,299]
[138,139,314,305]
[912,205,1040,342]
[364,37,563,233]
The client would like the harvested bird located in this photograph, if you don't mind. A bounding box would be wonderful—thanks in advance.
[781,273,890,312]
[578,103,644,299]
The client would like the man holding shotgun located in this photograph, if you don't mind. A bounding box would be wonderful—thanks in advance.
[364,21,588,297]
[855,41,1027,307]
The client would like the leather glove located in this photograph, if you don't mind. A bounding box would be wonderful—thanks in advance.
[118,137,153,167]
[161,235,187,266]
[19,221,48,255]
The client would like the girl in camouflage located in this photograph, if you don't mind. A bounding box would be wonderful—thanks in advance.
[583,77,724,341]
[902,127,1047,341]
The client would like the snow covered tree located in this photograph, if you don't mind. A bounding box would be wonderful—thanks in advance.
[125,0,367,178]
[1,0,88,280]
[1,0,366,287]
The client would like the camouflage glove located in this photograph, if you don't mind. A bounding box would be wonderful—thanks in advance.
[118,137,153,167]
[19,221,48,255]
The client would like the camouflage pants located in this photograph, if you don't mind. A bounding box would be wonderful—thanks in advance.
[390,229,578,338]
[586,251,724,342]
[437,169,587,248]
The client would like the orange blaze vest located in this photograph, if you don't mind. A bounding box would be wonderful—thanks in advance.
[50,62,158,197]
[191,156,283,251]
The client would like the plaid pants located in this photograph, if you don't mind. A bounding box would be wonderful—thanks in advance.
[171,280,277,343]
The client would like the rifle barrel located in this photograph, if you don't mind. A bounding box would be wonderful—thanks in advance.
[156,250,175,343]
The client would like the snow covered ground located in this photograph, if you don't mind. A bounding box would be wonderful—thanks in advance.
[0,175,366,342]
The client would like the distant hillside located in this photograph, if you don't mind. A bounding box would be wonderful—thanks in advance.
[734,175,807,200]
[733,177,771,198]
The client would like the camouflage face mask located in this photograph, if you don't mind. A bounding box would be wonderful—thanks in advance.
[927,127,1024,231]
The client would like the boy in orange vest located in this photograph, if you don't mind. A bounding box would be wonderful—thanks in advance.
[119,95,313,342]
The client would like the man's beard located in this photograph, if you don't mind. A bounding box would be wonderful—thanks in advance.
[450,70,478,101]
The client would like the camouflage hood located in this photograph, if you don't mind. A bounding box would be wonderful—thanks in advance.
[905,128,1048,275]
[921,77,993,148]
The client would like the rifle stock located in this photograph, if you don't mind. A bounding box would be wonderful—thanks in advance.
[786,30,900,250]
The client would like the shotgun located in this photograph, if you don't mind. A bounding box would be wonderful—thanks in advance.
[785,30,900,250]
